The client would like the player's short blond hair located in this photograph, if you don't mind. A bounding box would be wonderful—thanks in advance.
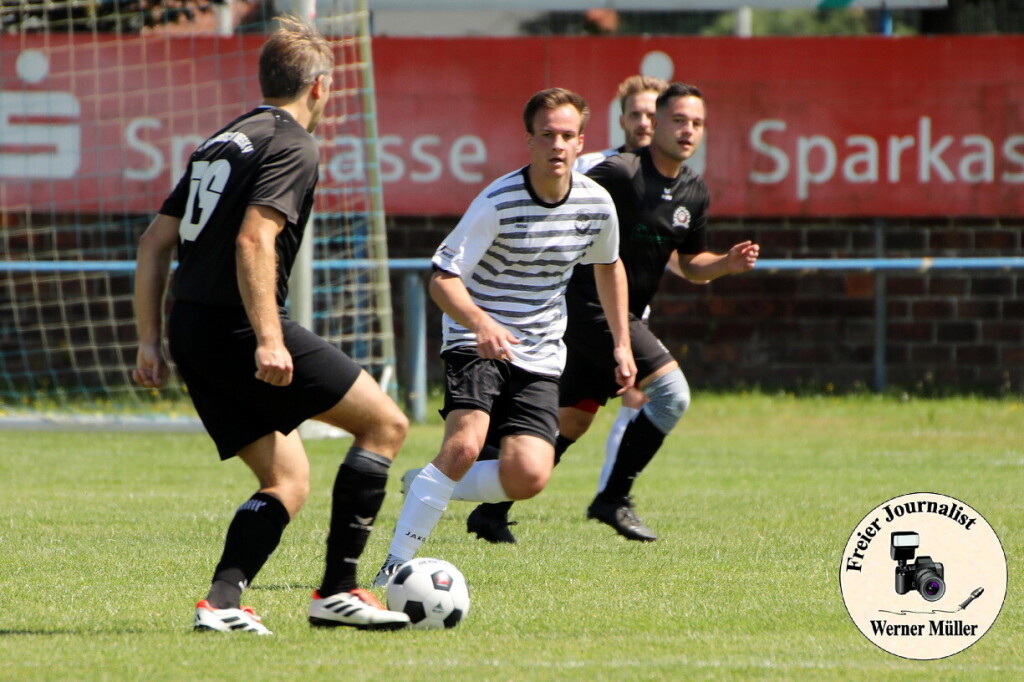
[523,88,591,134]
[259,16,334,101]
[616,75,669,113]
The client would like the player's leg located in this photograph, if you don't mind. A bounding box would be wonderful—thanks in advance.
[314,370,407,594]
[169,303,298,634]
[463,429,517,542]
[600,387,648,493]
[460,369,559,541]
[494,433,555,499]
[196,430,307,635]
[466,341,609,542]
[308,370,411,628]
[601,361,689,498]
[464,402,598,542]
[373,409,490,585]
[589,359,690,542]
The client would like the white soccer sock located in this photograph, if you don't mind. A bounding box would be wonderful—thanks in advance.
[598,406,639,493]
[388,463,456,562]
[450,460,509,503]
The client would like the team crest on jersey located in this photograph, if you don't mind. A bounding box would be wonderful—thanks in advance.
[574,210,592,235]
[673,206,692,230]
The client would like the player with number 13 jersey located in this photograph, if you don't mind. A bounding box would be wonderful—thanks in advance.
[162,106,318,307]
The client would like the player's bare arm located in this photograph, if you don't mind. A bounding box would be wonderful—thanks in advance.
[236,204,293,387]
[593,259,637,391]
[132,213,179,389]
[429,269,520,360]
[677,240,760,282]
[667,250,709,285]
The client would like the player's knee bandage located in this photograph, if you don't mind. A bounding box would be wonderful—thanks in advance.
[640,368,690,435]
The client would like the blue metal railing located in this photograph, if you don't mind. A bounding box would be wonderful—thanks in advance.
[4,257,1023,274]
[3,257,1022,420]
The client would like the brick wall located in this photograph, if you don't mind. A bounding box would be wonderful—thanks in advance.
[387,216,1023,395]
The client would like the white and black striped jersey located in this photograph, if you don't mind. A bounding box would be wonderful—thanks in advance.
[160,106,319,307]
[432,167,619,377]
[574,145,625,174]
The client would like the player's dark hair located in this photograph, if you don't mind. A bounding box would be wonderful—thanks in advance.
[656,82,704,112]
[523,88,590,134]
[617,75,668,113]
[259,15,334,100]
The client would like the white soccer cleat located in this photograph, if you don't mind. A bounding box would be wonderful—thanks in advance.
[308,588,410,630]
[193,600,272,635]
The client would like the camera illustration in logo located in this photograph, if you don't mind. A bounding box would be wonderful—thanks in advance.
[891,531,945,601]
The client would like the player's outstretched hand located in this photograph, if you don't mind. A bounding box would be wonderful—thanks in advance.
[474,317,520,361]
[133,344,169,389]
[255,343,294,386]
[613,346,637,394]
[727,241,760,273]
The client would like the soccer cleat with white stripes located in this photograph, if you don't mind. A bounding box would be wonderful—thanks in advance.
[193,600,272,635]
[308,588,410,630]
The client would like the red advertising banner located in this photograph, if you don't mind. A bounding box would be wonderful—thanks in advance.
[2,34,1022,217]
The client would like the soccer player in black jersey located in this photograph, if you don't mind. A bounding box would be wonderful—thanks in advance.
[133,17,410,633]
[469,82,759,542]
[574,74,666,174]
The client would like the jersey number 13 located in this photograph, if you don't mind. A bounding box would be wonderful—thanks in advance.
[179,159,231,242]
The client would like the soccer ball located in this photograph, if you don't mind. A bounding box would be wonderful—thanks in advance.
[385,557,470,630]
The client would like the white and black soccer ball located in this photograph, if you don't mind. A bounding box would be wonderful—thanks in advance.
[385,557,470,630]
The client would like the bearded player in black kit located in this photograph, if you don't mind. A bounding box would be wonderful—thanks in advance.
[133,17,411,633]
[468,82,759,542]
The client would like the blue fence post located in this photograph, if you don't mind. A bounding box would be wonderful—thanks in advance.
[403,271,427,423]
[874,220,888,392]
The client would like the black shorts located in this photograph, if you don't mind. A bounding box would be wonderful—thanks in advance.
[559,315,675,409]
[440,346,559,446]
[168,301,362,460]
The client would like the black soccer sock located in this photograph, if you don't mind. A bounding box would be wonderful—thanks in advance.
[553,433,575,466]
[600,410,666,500]
[319,447,391,597]
[207,491,290,609]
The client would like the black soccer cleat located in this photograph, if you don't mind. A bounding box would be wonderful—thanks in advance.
[587,495,657,542]
[467,503,518,544]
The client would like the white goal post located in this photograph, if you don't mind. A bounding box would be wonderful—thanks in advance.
[0,1,396,423]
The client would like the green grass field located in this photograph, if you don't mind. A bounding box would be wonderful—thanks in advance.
[1,393,1020,680]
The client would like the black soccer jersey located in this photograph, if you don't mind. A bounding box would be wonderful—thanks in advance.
[568,147,709,318]
[160,107,319,307]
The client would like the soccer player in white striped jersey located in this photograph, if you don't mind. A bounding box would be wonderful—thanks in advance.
[373,88,636,585]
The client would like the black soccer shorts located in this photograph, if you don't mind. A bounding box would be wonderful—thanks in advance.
[439,345,559,446]
[559,316,675,409]
[169,301,362,459]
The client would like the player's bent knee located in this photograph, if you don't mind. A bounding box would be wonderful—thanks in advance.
[500,455,552,500]
[503,469,550,500]
[378,407,409,446]
[441,439,486,471]
[642,368,691,435]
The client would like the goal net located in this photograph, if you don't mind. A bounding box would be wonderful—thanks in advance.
[0,1,395,419]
